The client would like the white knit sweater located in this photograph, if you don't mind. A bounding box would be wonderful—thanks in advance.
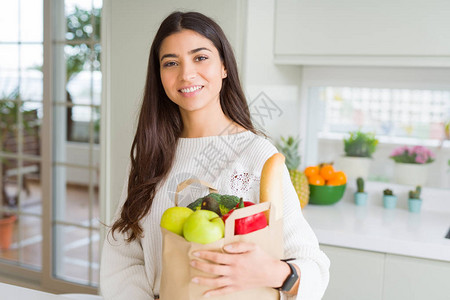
[100,131,330,300]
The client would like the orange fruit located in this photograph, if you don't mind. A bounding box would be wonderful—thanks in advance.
[326,178,344,186]
[308,175,325,185]
[304,166,319,177]
[319,164,335,180]
[330,171,347,185]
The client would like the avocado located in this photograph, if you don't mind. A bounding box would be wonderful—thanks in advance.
[201,196,222,216]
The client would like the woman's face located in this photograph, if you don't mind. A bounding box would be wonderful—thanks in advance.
[159,29,227,115]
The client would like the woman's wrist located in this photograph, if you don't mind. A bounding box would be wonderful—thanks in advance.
[270,259,291,289]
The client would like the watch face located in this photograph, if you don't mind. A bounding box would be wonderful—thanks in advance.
[280,262,298,292]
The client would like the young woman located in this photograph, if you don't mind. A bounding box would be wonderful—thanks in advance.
[100,11,330,300]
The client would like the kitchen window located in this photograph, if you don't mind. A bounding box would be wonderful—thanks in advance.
[302,67,450,189]
[317,87,449,144]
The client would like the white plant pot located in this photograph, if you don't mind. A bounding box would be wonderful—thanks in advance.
[394,163,429,186]
[336,156,372,180]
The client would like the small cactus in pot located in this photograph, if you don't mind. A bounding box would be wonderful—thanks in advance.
[357,177,365,193]
[382,188,397,209]
[354,177,368,206]
[383,189,393,196]
[408,185,421,200]
[408,186,422,213]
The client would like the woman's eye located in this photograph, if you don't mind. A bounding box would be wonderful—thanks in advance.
[195,56,208,62]
[163,61,177,67]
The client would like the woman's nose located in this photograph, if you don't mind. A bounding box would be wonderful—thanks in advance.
[180,62,197,81]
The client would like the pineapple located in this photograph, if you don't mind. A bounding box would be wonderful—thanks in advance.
[277,136,310,209]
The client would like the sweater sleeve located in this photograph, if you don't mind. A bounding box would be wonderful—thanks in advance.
[100,170,154,300]
[280,165,330,300]
[100,231,154,300]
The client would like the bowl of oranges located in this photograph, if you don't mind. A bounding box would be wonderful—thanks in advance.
[305,164,347,205]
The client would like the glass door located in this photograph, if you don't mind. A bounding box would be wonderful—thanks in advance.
[0,0,102,292]
[0,0,44,275]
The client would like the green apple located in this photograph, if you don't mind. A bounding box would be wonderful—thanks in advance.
[160,206,194,236]
[183,210,225,244]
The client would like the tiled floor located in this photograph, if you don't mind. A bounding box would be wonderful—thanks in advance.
[0,180,100,286]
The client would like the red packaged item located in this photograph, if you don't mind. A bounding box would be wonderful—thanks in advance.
[222,198,268,235]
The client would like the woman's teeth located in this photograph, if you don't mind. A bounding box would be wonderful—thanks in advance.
[180,86,202,93]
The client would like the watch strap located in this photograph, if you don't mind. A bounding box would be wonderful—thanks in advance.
[278,261,298,292]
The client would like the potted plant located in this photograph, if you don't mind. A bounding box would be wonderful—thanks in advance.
[0,211,16,249]
[408,186,422,213]
[390,145,435,186]
[382,189,397,209]
[354,177,368,206]
[0,89,38,249]
[337,130,378,180]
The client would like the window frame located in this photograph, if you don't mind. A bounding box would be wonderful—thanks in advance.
[0,0,102,294]
[300,66,450,169]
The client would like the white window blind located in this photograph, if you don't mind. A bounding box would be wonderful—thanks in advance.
[319,87,450,141]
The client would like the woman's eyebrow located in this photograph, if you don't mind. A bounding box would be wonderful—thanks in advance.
[188,47,212,54]
[160,47,212,61]
[160,53,177,61]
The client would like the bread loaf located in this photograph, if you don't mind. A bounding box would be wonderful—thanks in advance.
[260,153,285,221]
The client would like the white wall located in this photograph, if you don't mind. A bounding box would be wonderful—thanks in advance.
[103,0,247,221]
[242,0,304,147]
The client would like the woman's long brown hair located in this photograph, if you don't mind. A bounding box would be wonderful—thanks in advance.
[111,11,260,242]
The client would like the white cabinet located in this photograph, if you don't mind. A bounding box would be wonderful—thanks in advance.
[321,245,385,300]
[383,254,450,300]
[321,245,450,300]
[274,0,450,66]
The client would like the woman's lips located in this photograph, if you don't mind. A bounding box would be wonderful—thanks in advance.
[179,85,203,97]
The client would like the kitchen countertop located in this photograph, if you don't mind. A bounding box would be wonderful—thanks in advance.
[302,182,450,262]
[0,282,72,300]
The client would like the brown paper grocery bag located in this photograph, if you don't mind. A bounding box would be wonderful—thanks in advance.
[174,178,219,206]
[160,194,283,300]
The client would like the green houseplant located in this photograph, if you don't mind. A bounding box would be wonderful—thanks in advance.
[408,185,422,213]
[344,130,378,158]
[382,188,397,209]
[0,89,39,249]
[390,145,435,186]
[0,92,20,249]
[338,130,379,180]
[354,177,368,206]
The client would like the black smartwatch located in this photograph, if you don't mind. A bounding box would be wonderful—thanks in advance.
[278,261,298,292]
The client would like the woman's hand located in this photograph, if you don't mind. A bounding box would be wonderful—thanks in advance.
[190,241,290,297]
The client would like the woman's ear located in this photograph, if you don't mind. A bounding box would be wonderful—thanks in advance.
[222,65,227,79]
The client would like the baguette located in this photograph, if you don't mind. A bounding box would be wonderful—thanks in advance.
[260,153,285,221]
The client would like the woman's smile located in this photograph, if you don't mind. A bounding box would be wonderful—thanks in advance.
[178,85,204,97]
